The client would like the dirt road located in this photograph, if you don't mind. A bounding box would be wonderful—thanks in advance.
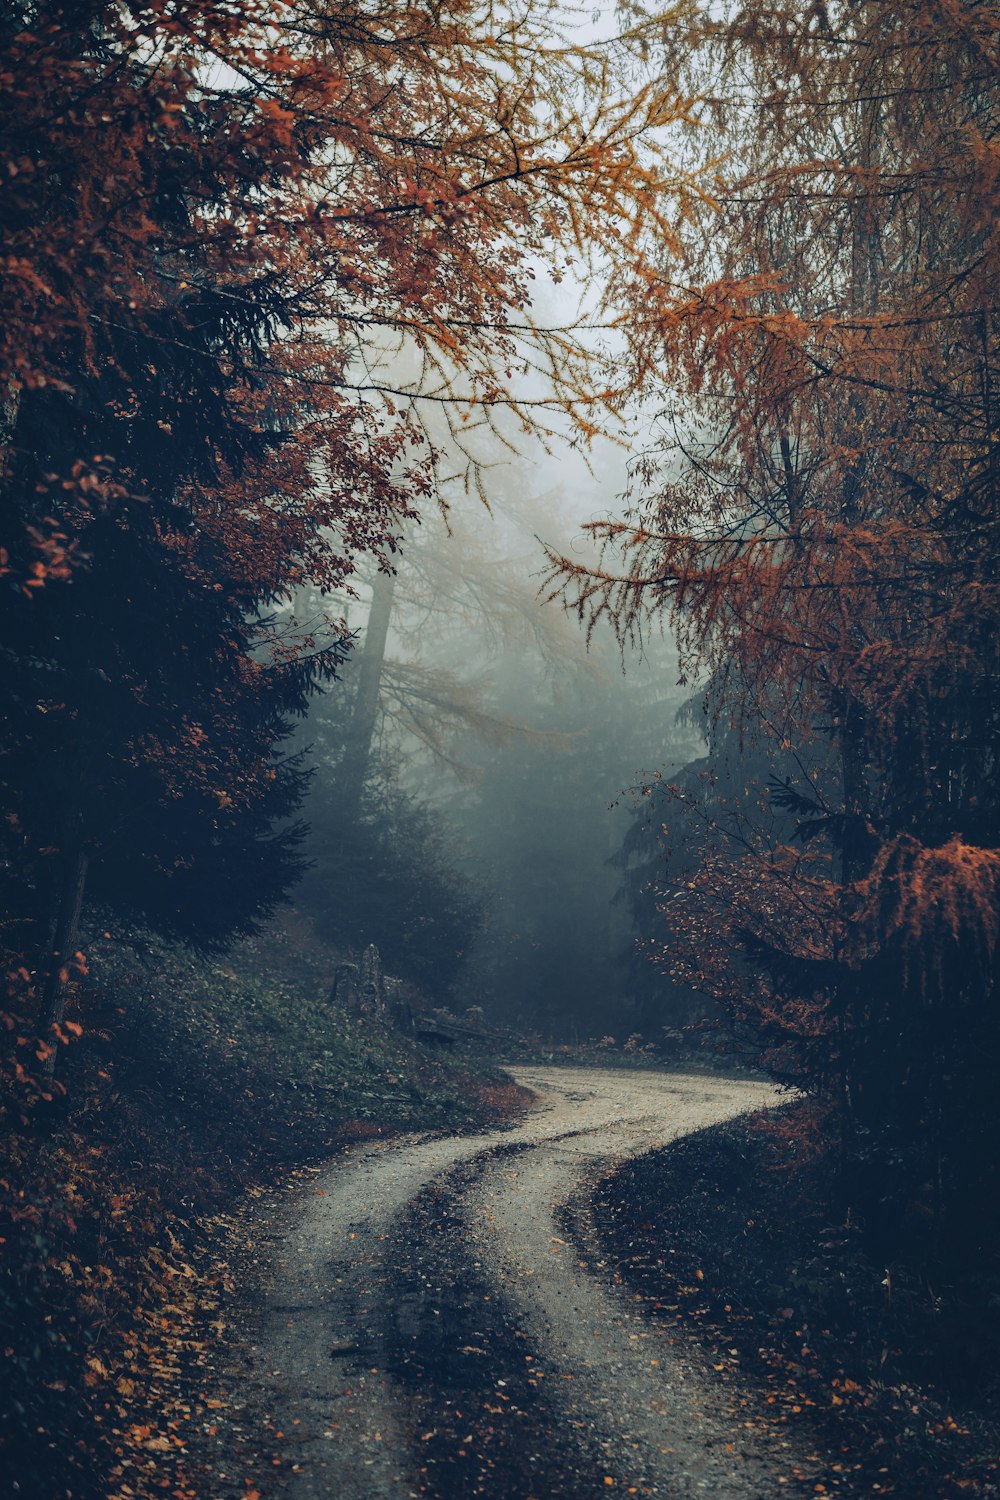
[225,1067,805,1499]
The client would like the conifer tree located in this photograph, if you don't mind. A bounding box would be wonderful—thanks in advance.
[549,0,1000,1247]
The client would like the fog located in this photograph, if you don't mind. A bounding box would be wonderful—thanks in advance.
[292,418,708,1042]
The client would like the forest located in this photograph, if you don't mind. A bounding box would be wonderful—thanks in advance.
[2,1,998,1497]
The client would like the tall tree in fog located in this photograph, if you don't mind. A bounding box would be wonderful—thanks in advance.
[550,1,1000,1244]
[296,484,593,993]
[337,567,399,821]
[316,474,592,802]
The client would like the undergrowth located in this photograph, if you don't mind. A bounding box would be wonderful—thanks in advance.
[0,918,528,1500]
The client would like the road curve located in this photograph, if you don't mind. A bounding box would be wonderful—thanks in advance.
[232,1067,804,1499]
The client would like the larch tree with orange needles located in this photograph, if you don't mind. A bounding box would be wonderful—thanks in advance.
[548,0,1000,1252]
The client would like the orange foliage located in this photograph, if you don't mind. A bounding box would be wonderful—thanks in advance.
[548,1,1000,1239]
[853,837,1000,1004]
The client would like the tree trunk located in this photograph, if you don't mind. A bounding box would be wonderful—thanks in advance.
[37,843,89,1076]
[338,567,396,819]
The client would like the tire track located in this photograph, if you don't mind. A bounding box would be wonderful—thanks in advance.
[230,1068,807,1499]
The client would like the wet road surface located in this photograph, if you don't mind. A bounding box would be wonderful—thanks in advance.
[233,1067,810,1499]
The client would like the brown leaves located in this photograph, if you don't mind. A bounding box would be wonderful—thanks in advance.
[2,0,694,558]
[544,4,1000,1227]
[850,835,1000,1004]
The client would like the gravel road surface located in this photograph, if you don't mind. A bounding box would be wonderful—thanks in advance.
[228,1067,814,1499]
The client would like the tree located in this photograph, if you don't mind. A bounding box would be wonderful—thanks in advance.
[549,0,1000,1250]
[614,681,793,1043]
[293,485,586,997]
[297,728,484,995]
[0,0,694,1074]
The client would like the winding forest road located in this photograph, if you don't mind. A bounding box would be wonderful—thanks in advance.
[224,1068,812,1499]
